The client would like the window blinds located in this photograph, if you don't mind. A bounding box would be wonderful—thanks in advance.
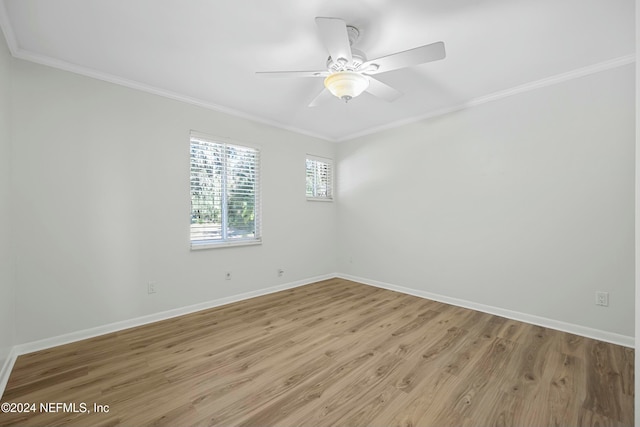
[306,155,333,200]
[190,134,261,248]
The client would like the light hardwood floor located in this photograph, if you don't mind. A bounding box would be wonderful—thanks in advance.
[0,278,634,426]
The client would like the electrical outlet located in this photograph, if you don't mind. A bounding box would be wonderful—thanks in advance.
[225,272,232,280]
[595,291,609,307]
[147,282,157,294]
[278,269,284,277]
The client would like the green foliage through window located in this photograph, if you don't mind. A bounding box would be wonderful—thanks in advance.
[190,134,261,247]
[306,156,333,200]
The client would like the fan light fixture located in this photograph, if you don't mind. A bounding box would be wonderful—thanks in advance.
[324,71,369,102]
[256,17,446,107]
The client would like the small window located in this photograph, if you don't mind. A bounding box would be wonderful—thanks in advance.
[190,132,261,249]
[306,155,333,201]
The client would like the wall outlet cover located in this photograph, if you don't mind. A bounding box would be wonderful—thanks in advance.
[595,291,609,307]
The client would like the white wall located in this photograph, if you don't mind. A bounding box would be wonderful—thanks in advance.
[635,0,639,422]
[11,59,337,344]
[0,29,15,368]
[338,64,635,338]
[4,33,634,348]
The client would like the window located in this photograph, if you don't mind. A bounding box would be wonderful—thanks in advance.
[306,155,333,201]
[190,132,261,249]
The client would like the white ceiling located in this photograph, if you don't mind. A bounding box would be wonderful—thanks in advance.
[0,0,635,141]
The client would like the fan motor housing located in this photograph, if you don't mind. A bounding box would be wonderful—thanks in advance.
[327,49,367,72]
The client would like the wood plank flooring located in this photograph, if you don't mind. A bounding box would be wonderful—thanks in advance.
[0,278,634,426]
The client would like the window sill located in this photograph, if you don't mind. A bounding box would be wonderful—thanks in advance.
[191,239,262,251]
[306,197,333,202]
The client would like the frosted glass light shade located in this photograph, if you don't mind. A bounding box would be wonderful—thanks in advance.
[324,72,369,102]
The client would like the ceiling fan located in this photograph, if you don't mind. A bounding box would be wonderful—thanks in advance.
[256,17,446,106]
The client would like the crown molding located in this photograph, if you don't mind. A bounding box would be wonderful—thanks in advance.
[0,1,633,144]
[338,54,636,142]
[0,1,335,142]
[13,48,337,142]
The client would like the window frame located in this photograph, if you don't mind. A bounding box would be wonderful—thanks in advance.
[306,155,334,202]
[189,131,262,250]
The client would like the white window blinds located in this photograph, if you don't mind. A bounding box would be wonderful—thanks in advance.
[190,133,261,248]
[306,155,333,201]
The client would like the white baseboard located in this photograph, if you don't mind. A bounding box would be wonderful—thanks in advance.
[0,273,335,398]
[14,273,336,356]
[0,347,18,399]
[2,271,633,399]
[337,273,635,348]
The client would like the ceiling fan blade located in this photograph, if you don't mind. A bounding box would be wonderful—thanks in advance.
[366,77,402,102]
[363,41,445,75]
[308,88,334,107]
[256,70,328,78]
[315,17,353,64]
